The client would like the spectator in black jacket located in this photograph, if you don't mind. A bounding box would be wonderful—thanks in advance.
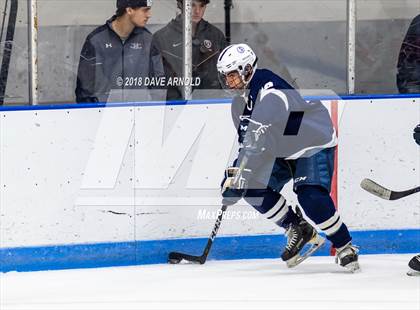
[152,0,227,100]
[76,0,163,103]
[397,14,420,94]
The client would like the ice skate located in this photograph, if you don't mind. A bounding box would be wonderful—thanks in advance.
[335,242,360,272]
[281,208,325,268]
[407,254,420,276]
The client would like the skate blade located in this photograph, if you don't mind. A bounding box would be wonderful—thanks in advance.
[286,234,326,268]
[407,269,420,276]
[342,261,361,273]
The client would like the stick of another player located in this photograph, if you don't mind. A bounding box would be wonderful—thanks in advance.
[360,178,420,200]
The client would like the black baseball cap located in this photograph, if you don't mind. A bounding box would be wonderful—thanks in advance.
[117,0,153,9]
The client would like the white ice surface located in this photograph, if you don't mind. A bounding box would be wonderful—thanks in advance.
[1,254,419,310]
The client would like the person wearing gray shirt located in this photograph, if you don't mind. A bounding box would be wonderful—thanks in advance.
[76,0,163,103]
[152,0,227,100]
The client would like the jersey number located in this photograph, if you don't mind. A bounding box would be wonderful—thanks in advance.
[283,112,304,136]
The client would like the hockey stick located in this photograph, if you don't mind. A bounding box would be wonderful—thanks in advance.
[168,204,228,264]
[360,178,420,200]
[168,155,250,265]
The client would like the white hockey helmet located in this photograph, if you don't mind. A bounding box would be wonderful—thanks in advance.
[217,43,258,90]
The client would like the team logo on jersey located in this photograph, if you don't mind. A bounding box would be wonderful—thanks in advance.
[237,46,245,53]
[105,43,112,48]
[130,43,143,50]
[203,39,212,49]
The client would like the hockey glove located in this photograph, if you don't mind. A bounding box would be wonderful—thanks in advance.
[414,124,420,146]
[221,167,251,206]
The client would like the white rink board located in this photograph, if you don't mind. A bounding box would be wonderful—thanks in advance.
[0,97,419,248]
[339,98,420,229]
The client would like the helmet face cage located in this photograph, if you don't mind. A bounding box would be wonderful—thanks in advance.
[217,44,258,94]
[217,71,246,96]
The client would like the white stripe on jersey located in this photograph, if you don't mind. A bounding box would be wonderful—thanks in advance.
[285,130,338,160]
[260,88,290,110]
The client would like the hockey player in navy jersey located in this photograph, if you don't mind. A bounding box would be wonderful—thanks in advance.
[217,43,359,272]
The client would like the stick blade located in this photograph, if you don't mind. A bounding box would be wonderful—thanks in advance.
[168,252,205,264]
[360,178,392,200]
[168,252,183,264]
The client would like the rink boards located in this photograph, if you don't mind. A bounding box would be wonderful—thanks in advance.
[0,95,419,271]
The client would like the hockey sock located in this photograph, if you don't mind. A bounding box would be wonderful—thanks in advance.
[244,188,298,229]
[296,185,351,248]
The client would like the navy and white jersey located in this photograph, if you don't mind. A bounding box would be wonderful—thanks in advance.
[232,69,337,170]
